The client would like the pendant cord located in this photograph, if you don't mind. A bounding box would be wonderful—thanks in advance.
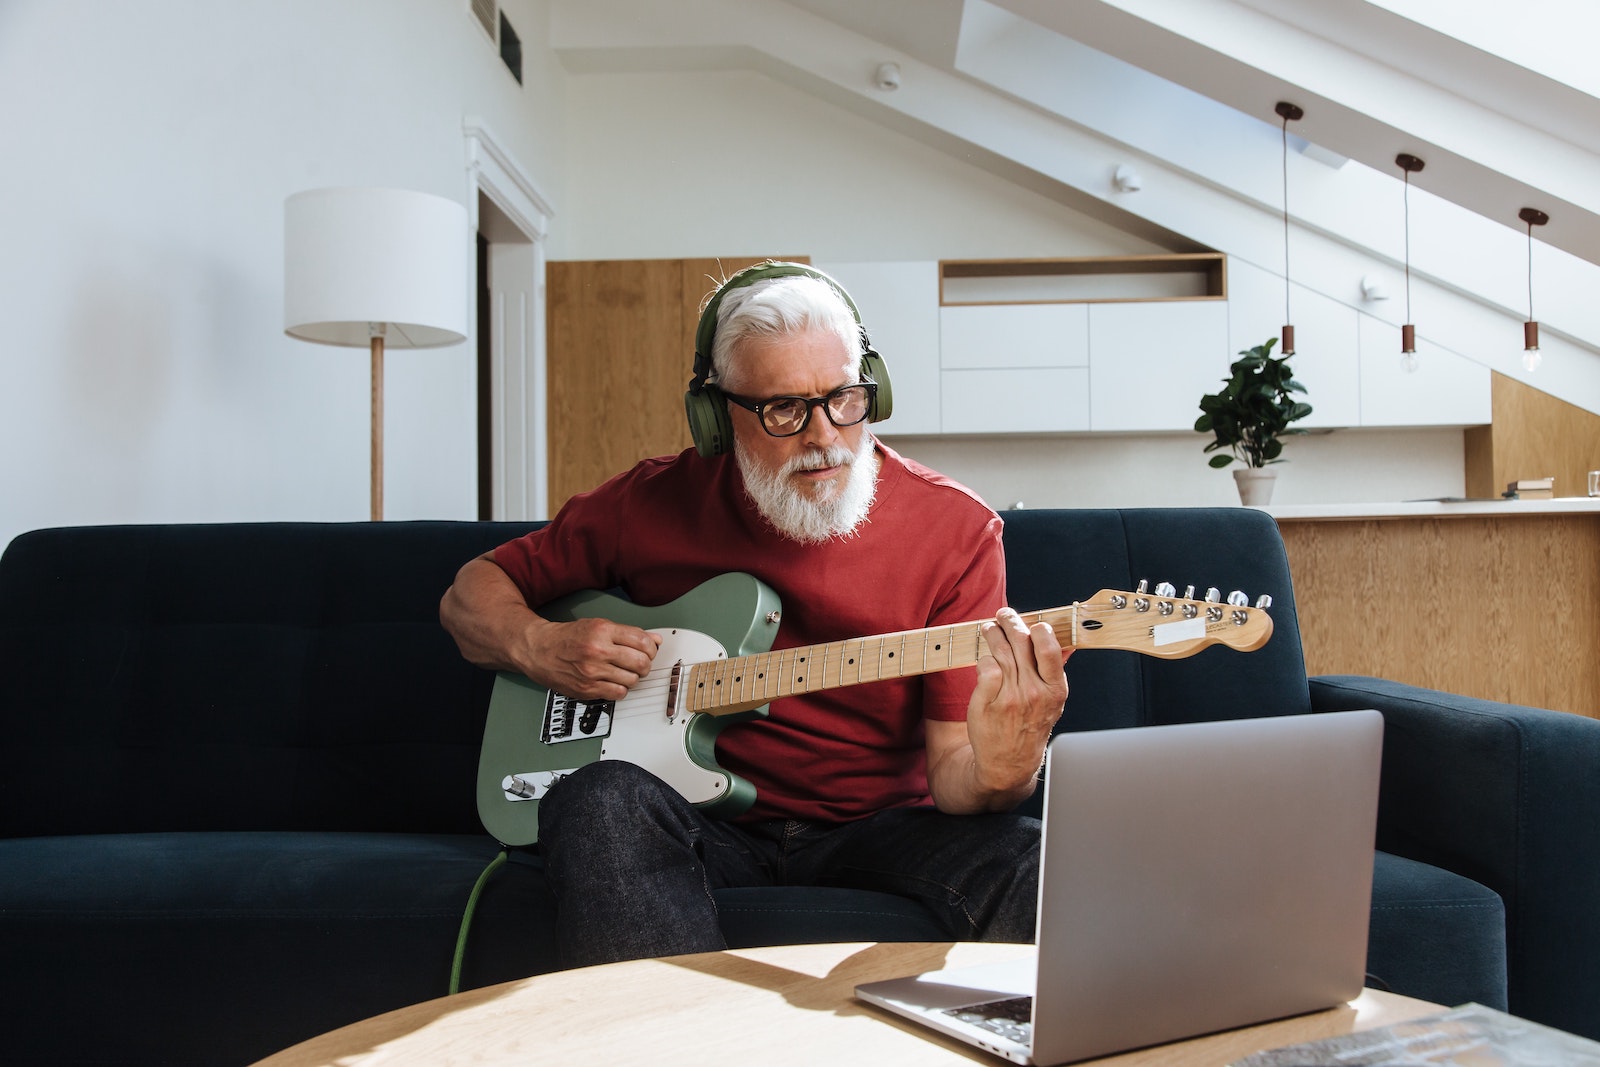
[1526,221,1535,322]
[1281,114,1292,325]
[1403,171,1413,324]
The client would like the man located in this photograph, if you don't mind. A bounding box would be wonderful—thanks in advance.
[440,262,1067,967]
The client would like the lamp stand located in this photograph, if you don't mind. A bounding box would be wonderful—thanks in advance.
[370,325,385,521]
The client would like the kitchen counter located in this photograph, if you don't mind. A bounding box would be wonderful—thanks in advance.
[1266,501,1599,717]
[1263,498,1600,521]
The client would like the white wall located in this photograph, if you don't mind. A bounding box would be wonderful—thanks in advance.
[554,67,1466,510]
[0,0,564,550]
[551,69,1161,263]
[1,14,1474,551]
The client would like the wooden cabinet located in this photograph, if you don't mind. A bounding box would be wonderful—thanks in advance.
[545,256,801,512]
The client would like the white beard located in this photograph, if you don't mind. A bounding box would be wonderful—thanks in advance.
[736,434,879,544]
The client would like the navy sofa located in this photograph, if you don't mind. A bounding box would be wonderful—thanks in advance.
[1,510,1594,1064]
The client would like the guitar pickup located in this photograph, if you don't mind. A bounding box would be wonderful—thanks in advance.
[501,770,576,802]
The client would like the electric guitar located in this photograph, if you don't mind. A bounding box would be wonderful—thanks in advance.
[476,573,1273,846]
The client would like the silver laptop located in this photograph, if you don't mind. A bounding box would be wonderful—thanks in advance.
[856,710,1384,1065]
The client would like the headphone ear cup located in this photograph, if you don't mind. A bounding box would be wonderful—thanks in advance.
[684,385,735,458]
[861,349,893,423]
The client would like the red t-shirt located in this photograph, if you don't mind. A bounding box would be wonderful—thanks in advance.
[491,441,1006,822]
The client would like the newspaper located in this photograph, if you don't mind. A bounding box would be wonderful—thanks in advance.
[1231,1004,1600,1066]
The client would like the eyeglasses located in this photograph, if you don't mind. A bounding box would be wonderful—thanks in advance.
[722,381,877,438]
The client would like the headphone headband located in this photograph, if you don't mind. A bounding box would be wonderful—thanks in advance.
[689,261,863,395]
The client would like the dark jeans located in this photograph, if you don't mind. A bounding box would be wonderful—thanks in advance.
[538,760,1042,968]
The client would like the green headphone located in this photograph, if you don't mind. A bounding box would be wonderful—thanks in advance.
[683,261,894,458]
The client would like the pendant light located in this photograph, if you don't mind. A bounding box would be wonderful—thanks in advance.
[1275,102,1303,355]
[1395,153,1424,372]
[1519,207,1548,371]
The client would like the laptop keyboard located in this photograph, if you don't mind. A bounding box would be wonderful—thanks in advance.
[943,996,1034,1045]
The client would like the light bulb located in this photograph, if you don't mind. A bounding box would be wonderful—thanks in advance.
[1402,352,1420,373]
[1522,347,1542,372]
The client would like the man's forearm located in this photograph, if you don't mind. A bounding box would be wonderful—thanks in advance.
[928,742,1042,815]
[439,555,541,674]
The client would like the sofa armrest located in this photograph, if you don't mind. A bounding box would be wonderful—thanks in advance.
[1310,675,1600,1038]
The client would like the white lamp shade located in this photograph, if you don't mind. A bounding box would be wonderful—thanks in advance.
[284,187,469,348]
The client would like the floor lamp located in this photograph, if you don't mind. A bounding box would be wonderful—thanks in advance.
[284,187,468,520]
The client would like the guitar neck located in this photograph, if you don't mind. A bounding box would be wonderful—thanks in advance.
[682,608,1076,717]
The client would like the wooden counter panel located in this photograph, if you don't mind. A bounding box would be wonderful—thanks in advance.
[1279,514,1600,718]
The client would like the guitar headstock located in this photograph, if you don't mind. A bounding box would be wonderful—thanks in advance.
[1064,582,1274,659]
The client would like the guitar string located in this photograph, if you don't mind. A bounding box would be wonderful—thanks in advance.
[573,603,1258,724]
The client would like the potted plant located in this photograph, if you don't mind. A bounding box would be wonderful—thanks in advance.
[1195,337,1312,505]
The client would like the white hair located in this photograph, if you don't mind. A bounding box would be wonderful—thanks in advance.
[708,274,862,393]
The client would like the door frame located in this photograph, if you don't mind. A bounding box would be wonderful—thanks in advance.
[464,118,555,520]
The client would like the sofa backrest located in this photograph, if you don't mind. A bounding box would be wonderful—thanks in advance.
[1001,508,1311,735]
[0,521,537,838]
[1,509,1309,837]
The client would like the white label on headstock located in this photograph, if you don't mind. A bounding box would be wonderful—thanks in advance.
[1152,616,1206,647]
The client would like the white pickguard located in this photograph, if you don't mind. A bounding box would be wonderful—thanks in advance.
[503,627,735,806]
[601,627,733,805]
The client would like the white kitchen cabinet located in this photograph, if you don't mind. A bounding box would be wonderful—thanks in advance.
[1087,301,1230,432]
[939,304,1089,370]
[940,368,1091,434]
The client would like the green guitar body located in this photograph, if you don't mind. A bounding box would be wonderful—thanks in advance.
[475,572,783,847]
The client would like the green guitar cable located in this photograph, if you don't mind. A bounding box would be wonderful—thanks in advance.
[449,848,509,995]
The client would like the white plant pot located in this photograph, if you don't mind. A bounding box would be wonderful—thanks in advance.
[1233,467,1278,506]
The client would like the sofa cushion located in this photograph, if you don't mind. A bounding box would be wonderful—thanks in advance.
[0,831,555,1065]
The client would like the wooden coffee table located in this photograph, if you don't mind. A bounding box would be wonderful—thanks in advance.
[255,941,1444,1066]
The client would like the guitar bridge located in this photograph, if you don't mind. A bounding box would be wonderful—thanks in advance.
[540,691,614,745]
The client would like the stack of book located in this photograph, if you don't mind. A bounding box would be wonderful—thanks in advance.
[1231,1003,1600,1065]
[1506,477,1555,500]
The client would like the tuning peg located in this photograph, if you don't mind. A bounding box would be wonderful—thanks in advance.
[1255,594,1273,610]
[1183,585,1195,600]
[1204,587,1222,603]
[1136,579,1149,594]
[1154,582,1176,598]
[1227,590,1249,607]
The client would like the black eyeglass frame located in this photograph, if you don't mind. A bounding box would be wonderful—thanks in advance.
[721,381,879,439]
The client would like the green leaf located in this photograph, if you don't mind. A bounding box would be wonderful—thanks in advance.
[1208,453,1236,468]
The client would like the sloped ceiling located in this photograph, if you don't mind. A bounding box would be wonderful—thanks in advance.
[550,0,1600,413]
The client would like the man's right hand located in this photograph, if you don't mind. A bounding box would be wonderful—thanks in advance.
[439,554,661,701]
[525,615,661,702]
